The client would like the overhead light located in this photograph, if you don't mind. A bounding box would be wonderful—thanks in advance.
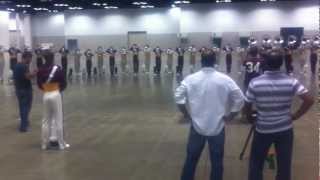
[68,7,83,10]
[54,3,69,7]
[48,10,59,13]
[140,5,154,8]
[93,3,108,6]
[133,1,148,5]
[34,7,49,11]
[260,0,276,1]
[216,0,232,3]
[16,4,31,8]
[104,6,118,9]
[174,1,190,4]
[7,8,15,12]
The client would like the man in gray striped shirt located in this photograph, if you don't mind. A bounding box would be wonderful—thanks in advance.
[245,51,314,180]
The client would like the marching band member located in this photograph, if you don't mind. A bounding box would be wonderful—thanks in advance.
[84,49,94,78]
[96,46,105,76]
[188,45,197,73]
[37,51,69,150]
[0,46,5,83]
[223,44,233,74]
[166,48,174,74]
[74,49,82,77]
[143,45,152,73]
[153,46,163,76]
[120,47,128,74]
[176,47,185,76]
[130,44,140,75]
[106,46,117,77]
[59,46,69,78]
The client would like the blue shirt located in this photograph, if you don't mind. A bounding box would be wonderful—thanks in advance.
[13,63,32,90]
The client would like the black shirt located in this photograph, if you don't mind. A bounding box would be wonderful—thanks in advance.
[13,63,32,90]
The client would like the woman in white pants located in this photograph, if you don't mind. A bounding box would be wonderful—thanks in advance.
[37,51,69,150]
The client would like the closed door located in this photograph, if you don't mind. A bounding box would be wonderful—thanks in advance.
[67,39,78,51]
[128,31,147,47]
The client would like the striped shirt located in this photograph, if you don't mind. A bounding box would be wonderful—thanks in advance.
[246,71,308,134]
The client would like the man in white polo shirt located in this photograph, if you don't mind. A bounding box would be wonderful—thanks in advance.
[175,51,244,180]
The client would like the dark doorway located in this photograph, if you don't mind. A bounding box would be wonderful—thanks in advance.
[280,27,304,48]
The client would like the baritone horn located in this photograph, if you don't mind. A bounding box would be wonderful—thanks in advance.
[262,35,273,49]
[248,37,258,47]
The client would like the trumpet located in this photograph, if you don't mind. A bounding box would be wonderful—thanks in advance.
[273,36,284,49]
[311,34,320,48]
[248,37,258,47]
[262,35,273,49]
[300,36,311,49]
[287,35,297,49]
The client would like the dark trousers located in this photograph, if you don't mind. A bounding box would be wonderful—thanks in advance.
[285,56,293,74]
[61,58,68,78]
[10,58,17,71]
[154,57,161,75]
[176,56,184,74]
[36,57,43,68]
[109,57,116,76]
[16,89,33,132]
[181,127,225,180]
[133,55,139,74]
[310,54,317,74]
[86,60,92,78]
[226,55,232,73]
[248,129,293,180]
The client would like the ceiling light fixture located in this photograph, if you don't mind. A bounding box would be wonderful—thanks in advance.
[34,7,49,11]
[93,3,108,6]
[48,10,59,13]
[133,1,148,5]
[174,1,191,4]
[104,6,118,9]
[68,7,83,10]
[216,0,232,3]
[7,8,15,12]
[140,5,154,8]
[54,3,69,7]
[16,4,31,8]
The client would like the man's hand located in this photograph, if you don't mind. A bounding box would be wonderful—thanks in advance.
[25,69,38,80]
[292,92,314,121]
[177,104,192,124]
[223,112,239,122]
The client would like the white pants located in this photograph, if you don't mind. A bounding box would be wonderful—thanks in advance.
[42,90,68,149]
[0,58,4,80]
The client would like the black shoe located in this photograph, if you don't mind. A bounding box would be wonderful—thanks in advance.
[49,141,59,147]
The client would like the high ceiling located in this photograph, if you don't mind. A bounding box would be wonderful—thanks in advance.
[0,0,307,14]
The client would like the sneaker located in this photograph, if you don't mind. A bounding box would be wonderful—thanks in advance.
[60,143,70,150]
[42,144,48,150]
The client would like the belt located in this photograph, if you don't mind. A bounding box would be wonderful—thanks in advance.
[42,83,59,92]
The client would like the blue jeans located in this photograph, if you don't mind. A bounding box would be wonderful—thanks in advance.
[181,126,225,180]
[248,129,293,180]
[16,89,33,131]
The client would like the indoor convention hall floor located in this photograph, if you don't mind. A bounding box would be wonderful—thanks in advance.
[0,61,318,180]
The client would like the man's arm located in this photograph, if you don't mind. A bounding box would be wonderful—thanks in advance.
[224,89,244,122]
[177,104,192,121]
[174,80,191,121]
[292,92,314,121]
[25,66,37,80]
[243,102,256,124]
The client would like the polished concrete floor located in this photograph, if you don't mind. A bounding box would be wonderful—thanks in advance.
[0,61,318,180]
